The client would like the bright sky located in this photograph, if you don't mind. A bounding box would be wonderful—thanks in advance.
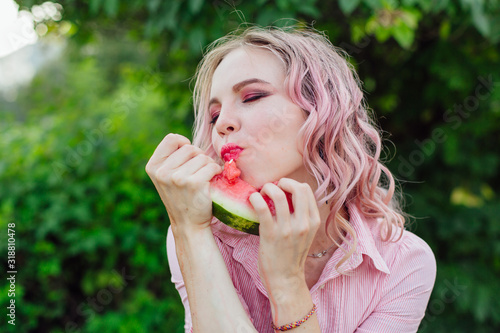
[0,0,38,58]
[0,0,63,101]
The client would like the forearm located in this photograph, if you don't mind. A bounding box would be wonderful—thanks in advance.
[172,224,256,333]
[268,278,321,332]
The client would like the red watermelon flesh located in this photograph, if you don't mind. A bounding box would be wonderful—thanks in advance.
[210,152,293,235]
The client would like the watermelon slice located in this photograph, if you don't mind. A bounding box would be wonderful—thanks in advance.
[210,149,293,235]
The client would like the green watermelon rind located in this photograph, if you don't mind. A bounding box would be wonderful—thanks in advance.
[210,174,261,235]
[212,202,260,235]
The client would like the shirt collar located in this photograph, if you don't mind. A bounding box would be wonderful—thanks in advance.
[343,201,391,275]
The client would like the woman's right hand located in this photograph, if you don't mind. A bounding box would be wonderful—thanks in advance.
[145,133,222,232]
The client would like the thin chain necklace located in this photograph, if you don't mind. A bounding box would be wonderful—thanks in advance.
[308,199,336,258]
[307,243,336,258]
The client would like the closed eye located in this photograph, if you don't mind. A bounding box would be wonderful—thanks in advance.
[210,114,219,125]
[243,93,268,103]
[210,93,269,125]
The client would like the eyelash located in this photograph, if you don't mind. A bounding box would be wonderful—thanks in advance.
[243,93,267,103]
[209,115,219,124]
[209,93,268,125]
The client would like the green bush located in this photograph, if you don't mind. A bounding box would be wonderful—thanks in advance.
[0,44,191,332]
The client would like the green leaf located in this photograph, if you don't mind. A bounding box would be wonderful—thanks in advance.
[276,0,290,11]
[351,22,367,43]
[471,3,491,37]
[365,16,380,34]
[297,3,320,17]
[39,258,61,278]
[373,26,392,42]
[256,8,284,26]
[380,0,396,9]
[399,8,420,29]
[443,132,459,165]
[432,0,450,12]
[363,0,384,10]
[188,27,205,53]
[393,24,415,49]
[439,19,451,39]
[147,0,161,12]
[402,0,419,5]
[104,0,119,17]
[189,0,204,14]
[339,0,361,15]
[89,0,102,15]
[163,1,182,31]
[474,286,490,322]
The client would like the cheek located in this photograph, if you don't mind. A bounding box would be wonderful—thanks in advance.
[295,129,306,155]
[252,109,289,136]
[211,129,217,148]
[211,129,223,160]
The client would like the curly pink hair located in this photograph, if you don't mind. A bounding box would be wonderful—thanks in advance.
[191,26,405,269]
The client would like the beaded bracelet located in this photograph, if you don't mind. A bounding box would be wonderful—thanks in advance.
[271,304,317,331]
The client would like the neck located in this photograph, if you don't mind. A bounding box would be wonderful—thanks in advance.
[289,170,348,256]
[307,201,348,256]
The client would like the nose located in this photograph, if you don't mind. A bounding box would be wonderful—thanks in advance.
[215,107,240,137]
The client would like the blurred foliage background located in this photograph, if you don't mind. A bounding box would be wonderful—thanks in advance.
[0,0,499,332]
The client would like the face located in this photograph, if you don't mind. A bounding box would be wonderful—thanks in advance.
[209,46,311,188]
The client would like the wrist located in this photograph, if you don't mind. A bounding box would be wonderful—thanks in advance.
[171,222,214,255]
[267,277,310,307]
[268,284,316,330]
[265,274,306,301]
[272,303,317,331]
[170,216,212,237]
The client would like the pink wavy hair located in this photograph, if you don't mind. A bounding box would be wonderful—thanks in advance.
[191,26,405,269]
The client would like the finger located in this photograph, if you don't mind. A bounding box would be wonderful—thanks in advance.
[175,158,222,187]
[259,183,291,226]
[184,160,222,184]
[276,178,318,230]
[164,144,206,171]
[275,178,308,214]
[146,134,191,171]
[188,163,224,207]
[249,192,274,233]
[174,154,220,178]
[306,188,321,231]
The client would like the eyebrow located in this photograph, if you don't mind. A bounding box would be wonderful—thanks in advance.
[208,78,272,109]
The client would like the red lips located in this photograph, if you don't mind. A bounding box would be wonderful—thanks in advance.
[221,143,243,162]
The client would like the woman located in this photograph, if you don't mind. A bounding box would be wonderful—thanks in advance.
[146,26,436,332]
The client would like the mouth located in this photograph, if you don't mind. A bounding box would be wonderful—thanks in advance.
[221,143,244,162]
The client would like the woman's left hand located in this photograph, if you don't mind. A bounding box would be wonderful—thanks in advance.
[249,178,321,297]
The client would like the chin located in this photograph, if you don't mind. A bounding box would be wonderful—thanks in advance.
[238,168,273,189]
[239,173,263,188]
[235,157,283,188]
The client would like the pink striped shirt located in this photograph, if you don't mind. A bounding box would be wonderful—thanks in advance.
[167,202,436,332]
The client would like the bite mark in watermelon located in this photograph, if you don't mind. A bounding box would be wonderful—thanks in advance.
[210,149,293,235]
